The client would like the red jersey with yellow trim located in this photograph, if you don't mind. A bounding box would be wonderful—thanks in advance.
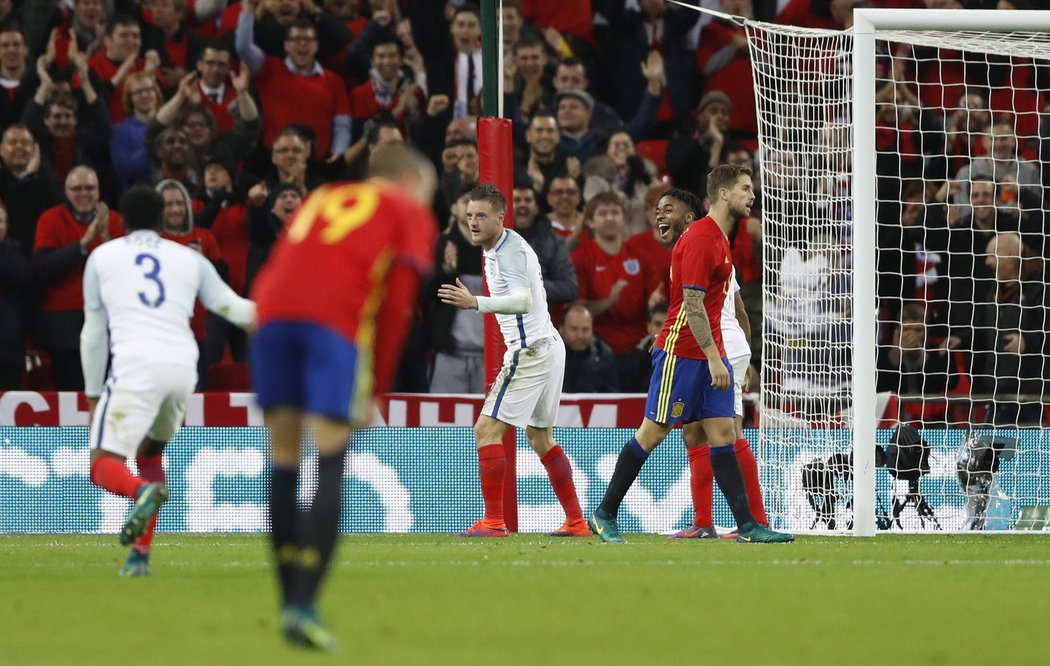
[655,216,732,360]
[252,180,437,345]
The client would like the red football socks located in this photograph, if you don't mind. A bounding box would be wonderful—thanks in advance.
[89,456,143,499]
[477,444,506,524]
[735,438,769,526]
[134,455,166,552]
[540,445,584,522]
[687,445,714,528]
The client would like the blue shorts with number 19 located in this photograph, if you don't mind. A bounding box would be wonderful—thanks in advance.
[644,347,735,424]
[250,321,362,422]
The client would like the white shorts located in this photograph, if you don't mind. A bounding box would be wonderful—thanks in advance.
[90,363,197,458]
[730,354,751,418]
[481,335,564,429]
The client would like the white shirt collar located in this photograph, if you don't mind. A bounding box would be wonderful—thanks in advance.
[284,57,323,77]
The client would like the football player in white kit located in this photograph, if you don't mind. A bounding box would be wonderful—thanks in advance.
[438,183,589,537]
[81,186,256,575]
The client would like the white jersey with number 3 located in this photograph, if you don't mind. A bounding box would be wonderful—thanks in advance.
[83,230,250,376]
[482,229,558,349]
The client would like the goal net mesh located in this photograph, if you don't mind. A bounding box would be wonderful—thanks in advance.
[746,19,1050,533]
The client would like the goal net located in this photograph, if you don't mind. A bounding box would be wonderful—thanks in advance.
[746,9,1050,534]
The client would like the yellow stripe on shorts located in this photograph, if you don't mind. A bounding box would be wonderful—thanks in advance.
[657,308,688,422]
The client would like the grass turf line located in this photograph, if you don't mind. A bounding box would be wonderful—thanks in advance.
[2,533,1048,665]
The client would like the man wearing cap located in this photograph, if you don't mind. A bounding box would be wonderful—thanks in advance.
[554,51,666,162]
[666,90,734,197]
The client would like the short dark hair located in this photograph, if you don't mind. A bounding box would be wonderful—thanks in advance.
[120,186,165,232]
[514,34,545,54]
[663,187,703,220]
[557,56,586,73]
[469,183,507,214]
[366,118,400,146]
[583,191,625,220]
[285,17,317,39]
[454,3,481,21]
[106,15,139,37]
[198,40,232,59]
[706,164,753,200]
[372,36,405,58]
[528,111,557,130]
[446,138,479,152]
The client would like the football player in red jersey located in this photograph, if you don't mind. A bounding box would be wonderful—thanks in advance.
[588,166,793,544]
[250,144,438,650]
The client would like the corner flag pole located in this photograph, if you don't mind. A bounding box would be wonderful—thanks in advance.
[479,0,518,532]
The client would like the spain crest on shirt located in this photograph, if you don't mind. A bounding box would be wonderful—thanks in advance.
[623,258,640,276]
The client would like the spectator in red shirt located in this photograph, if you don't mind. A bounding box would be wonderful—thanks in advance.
[32,166,124,389]
[626,182,673,303]
[521,0,593,46]
[144,0,204,92]
[239,0,353,64]
[151,65,262,179]
[545,174,584,246]
[48,0,106,71]
[192,42,238,134]
[194,157,253,368]
[86,15,161,124]
[348,37,424,137]
[236,6,352,161]
[696,1,758,150]
[572,191,660,357]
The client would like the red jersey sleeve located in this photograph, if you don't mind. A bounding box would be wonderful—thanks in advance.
[678,229,714,292]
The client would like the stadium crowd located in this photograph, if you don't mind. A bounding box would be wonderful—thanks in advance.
[0,0,1046,426]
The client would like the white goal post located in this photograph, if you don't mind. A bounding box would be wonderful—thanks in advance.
[739,8,1050,536]
[853,9,1050,536]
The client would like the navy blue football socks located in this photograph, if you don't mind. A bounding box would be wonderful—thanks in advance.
[269,465,299,607]
[597,437,649,519]
[710,445,756,529]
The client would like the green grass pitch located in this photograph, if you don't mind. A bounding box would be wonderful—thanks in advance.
[2,533,1048,665]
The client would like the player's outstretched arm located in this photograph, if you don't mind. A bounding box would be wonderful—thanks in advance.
[683,288,730,389]
[195,253,256,328]
[437,278,533,314]
[80,257,109,401]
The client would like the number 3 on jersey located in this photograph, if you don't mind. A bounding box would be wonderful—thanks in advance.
[136,253,166,308]
[286,183,380,244]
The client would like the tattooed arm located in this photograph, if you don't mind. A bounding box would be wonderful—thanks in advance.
[683,288,731,389]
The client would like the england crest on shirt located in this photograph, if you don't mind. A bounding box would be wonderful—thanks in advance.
[623,258,640,276]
